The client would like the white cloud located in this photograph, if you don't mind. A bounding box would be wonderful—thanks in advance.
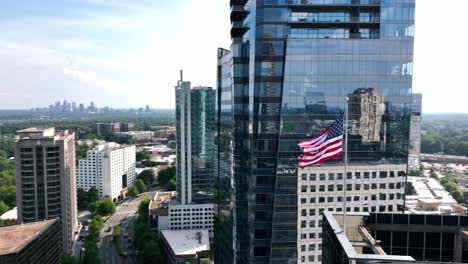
[63,67,124,94]
[63,40,95,51]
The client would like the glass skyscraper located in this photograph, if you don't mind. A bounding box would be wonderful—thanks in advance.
[216,1,415,263]
[176,78,216,205]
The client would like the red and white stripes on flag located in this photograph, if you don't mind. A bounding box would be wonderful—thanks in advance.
[298,115,344,169]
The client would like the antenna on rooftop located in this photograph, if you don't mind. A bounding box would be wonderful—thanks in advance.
[180,70,183,82]
[195,231,202,244]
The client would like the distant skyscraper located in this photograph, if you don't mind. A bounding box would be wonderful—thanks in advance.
[216,1,415,263]
[409,93,422,169]
[15,127,78,253]
[175,76,216,205]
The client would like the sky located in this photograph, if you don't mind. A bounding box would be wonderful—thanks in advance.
[0,0,466,113]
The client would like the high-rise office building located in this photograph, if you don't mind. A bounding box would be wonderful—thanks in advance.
[408,93,422,169]
[15,127,78,253]
[216,1,415,263]
[175,76,216,205]
[76,143,136,201]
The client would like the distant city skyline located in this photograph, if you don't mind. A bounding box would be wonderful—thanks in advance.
[0,0,467,113]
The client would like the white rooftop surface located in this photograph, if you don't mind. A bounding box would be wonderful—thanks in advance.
[406,176,457,205]
[0,207,17,220]
[161,229,210,256]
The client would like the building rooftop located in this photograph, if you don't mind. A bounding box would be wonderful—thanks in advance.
[406,176,466,215]
[0,219,57,255]
[149,191,176,214]
[160,229,210,257]
[0,207,17,220]
[322,212,468,263]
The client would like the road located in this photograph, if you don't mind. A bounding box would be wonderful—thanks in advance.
[98,188,159,264]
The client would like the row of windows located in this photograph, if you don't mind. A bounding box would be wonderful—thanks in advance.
[301,182,404,192]
[300,204,397,217]
[300,243,322,253]
[300,254,321,263]
[300,193,402,205]
[170,217,212,221]
[170,207,214,212]
[301,171,405,181]
[170,212,213,217]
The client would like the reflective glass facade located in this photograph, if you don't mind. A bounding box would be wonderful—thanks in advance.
[217,0,415,263]
[176,82,216,204]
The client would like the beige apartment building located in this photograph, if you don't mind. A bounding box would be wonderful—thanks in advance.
[15,127,78,253]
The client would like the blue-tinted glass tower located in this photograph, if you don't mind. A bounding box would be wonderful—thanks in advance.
[216,1,416,263]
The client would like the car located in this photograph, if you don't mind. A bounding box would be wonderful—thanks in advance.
[123,233,128,238]
[128,243,132,249]
[128,237,132,243]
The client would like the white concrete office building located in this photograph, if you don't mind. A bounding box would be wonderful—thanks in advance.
[76,143,136,200]
[297,164,407,264]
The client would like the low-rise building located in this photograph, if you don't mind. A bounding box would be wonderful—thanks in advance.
[114,131,154,142]
[322,212,468,263]
[406,176,466,215]
[76,143,136,201]
[160,229,211,264]
[0,219,62,264]
[298,164,407,263]
[148,192,215,237]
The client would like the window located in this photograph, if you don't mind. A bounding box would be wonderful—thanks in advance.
[301,186,307,193]
[346,184,352,191]
[380,193,386,200]
[309,209,316,216]
[379,171,388,178]
[319,185,325,192]
[337,196,343,202]
[310,197,316,203]
[327,197,334,203]
[371,195,377,201]
[364,172,370,179]
[319,197,325,203]
[371,183,377,189]
[301,220,307,228]
[301,174,307,181]
[380,183,386,189]
[355,184,361,191]
[328,185,334,192]
[310,174,316,181]
[328,173,335,180]
[309,244,316,251]
[308,255,315,262]
[302,209,307,216]
[355,172,361,179]
[372,172,377,178]
[301,245,306,252]
[301,233,307,239]
[347,172,352,179]
[364,184,370,190]
[309,220,315,227]
[319,174,326,181]
[301,198,307,204]
[310,186,316,192]
[353,196,359,201]
[337,184,343,191]
[309,233,316,239]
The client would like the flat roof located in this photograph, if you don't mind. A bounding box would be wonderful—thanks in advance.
[160,229,210,257]
[0,219,57,255]
[149,192,176,210]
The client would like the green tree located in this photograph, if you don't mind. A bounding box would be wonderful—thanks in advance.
[96,199,116,216]
[112,225,121,242]
[128,186,139,197]
[87,187,99,204]
[135,179,147,193]
[62,254,80,264]
[138,198,151,221]
[167,179,176,191]
[157,166,175,186]
[201,260,211,264]
[141,240,161,264]
[138,169,154,186]
[77,188,88,210]
[136,152,151,161]
[0,200,9,215]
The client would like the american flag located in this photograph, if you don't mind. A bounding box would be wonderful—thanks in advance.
[298,115,344,169]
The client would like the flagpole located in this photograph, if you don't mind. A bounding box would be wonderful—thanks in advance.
[343,96,349,233]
